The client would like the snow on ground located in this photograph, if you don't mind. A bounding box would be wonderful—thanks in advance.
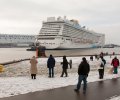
[107,95,120,100]
[0,55,120,99]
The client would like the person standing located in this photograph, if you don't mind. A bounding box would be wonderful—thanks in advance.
[74,57,90,94]
[90,56,93,61]
[98,56,106,79]
[61,55,69,77]
[111,56,119,75]
[47,54,55,78]
[30,56,38,79]
[69,59,72,69]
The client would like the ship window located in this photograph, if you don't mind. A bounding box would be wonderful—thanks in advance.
[38,38,54,40]
[66,39,70,40]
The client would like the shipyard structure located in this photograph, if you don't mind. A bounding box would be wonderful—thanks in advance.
[0,34,35,47]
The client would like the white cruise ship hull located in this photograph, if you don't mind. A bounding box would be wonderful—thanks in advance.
[37,36,101,49]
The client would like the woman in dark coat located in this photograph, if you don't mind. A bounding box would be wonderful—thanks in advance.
[61,55,69,77]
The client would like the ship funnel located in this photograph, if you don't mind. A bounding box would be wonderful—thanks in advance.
[64,16,66,20]
[47,17,55,22]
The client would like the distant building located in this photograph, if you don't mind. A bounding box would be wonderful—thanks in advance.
[0,34,36,47]
[103,44,120,48]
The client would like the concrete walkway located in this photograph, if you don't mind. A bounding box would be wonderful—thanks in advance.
[0,78,120,100]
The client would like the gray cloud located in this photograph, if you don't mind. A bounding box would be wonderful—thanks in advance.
[0,0,120,44]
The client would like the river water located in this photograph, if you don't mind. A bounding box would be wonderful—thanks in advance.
[0,47,120,63]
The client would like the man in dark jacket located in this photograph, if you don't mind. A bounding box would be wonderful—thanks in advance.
[60,55,69,77]
[74,57,90,94]
[47,54,55,78]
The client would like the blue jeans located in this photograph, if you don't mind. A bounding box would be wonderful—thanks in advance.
[48,68,54,77]
[76,75,87,91]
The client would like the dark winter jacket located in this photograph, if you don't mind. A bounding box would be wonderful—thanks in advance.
[78,61,90,75]
[47,56,55,68]
[61,58,69,69]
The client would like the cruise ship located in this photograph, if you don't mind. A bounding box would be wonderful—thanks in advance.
[36,16,105,49]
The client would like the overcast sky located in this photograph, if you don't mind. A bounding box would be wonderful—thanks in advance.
[0,0,120,44]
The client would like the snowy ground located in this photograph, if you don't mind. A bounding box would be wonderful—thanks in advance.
[107,95,120,100]
[0,55,120,99]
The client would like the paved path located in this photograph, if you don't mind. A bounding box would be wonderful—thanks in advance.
[1,78,120,100]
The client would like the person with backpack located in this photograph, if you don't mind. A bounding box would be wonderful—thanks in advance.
[60,55,69,77]
[111,56,119,74]
[98,56,106,79]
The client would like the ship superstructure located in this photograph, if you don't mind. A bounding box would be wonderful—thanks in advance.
[36,17,105,49]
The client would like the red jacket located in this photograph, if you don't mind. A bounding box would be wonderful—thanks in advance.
[111,58,119,68]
